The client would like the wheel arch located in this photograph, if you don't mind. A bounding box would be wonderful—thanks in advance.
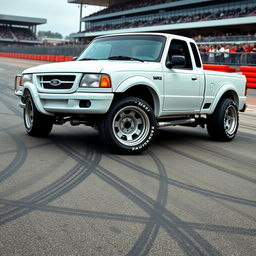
[209,84,239,114]
[114,77,161,116]
[22,86,53,116]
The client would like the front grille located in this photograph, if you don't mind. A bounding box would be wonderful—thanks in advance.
[39,75,76,89]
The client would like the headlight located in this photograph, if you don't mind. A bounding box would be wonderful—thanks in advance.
[80,74,100,87]
[80,74,111,88]
[21,74,32,85]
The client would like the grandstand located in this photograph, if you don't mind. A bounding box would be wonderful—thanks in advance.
[68,0,256,45]
[0,14,46,45]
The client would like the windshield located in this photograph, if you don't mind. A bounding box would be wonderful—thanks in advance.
[78,35,166,62]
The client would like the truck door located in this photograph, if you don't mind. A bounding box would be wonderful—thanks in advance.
[162,39,204,113]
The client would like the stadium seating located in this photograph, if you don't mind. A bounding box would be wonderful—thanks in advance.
[0,26,13,39]
[0,26,37,41]
[83,5,256,33]
[88,0,180,17]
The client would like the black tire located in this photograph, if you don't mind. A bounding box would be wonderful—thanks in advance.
[207,98,239,141]
[23,94,54,137]
[99,97,157,154]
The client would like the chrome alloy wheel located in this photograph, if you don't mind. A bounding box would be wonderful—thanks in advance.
[112,106,150,146]
[24,97,34,130]
[224,105,237,135]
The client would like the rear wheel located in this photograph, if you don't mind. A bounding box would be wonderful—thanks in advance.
[99,97,157,154]
[207,98,238,141]
[24,94,54,137]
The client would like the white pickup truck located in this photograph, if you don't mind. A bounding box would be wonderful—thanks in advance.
[15,33,247,153]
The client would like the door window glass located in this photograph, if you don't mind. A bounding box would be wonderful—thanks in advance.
[167,39,192,69]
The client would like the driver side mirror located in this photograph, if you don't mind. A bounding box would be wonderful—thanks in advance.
[166,55,185,68]
[72,56,77,61]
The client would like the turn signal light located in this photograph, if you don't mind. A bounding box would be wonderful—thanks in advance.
[100,75,111,88]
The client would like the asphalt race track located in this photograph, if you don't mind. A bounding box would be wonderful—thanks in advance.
[0,57,255,256]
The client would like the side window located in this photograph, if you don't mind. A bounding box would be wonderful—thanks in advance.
[167,39,192,69]
[190,42,202,68]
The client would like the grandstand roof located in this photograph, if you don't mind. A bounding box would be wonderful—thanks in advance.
[0,14,46,26]
[67,0,131,7]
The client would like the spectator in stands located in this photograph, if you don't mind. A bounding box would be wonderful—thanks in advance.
[224,45,230,63]
[218,45,225,63]
[248,43,256,64]
[236,44,243,64]
[230,45,237,64]
[208,45,215,63]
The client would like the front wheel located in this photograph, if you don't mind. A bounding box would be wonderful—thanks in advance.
[99,97,157,154]
[207,98,239,141]
[24,94,54,137]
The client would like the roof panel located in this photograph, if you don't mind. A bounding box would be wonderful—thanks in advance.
[0,14,46,26]
[67,0,132,7]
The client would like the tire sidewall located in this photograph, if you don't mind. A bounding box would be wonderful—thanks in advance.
[102,97,157,153]
[222,100,238,140]
[23,93,53,137]
[207,98,239,141]
[24,95,35,133]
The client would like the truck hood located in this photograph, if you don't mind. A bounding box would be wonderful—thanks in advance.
[22,60,162,74]
[23,60,105,74]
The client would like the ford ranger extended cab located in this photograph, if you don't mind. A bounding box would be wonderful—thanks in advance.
[15,33,247,153]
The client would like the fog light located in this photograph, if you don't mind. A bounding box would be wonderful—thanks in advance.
[79,100,91,108]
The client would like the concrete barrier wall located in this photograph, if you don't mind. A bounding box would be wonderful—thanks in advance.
[0,45,85,57]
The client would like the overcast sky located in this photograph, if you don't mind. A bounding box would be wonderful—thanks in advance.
[1,0,104,36]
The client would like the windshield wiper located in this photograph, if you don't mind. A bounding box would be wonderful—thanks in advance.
[78,58,98,61]
[108,56,144,62]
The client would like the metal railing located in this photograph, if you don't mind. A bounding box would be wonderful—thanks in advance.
[0,45,85,57]
[195,35,256,43]
[200,52,256,66]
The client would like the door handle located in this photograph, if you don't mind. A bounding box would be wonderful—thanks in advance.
[191,77,198,81]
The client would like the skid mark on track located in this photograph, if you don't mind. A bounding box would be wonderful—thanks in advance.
[0,146,101,225]
[185,142,256,169]
[0,136,255,255]
[1,197,255,237]
[162,144,256,185]
[127,151,168,256]
[108,155,256,208]
[0,94,22,118]
[0,133,27,183]
[57,145,221,256]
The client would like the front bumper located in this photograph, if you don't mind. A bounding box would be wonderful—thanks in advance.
[18,90,114,115]
[15,72,114,116]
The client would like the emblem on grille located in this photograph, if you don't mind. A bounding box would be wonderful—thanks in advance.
[50,79,62,86]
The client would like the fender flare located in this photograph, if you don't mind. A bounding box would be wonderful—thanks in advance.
[22,83,53,116]
[209,83,239,114]
[115,76,162,116]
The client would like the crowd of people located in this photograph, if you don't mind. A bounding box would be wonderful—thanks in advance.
[83,5,256,33]
[0,26,13,39]
[12,27,36,41]
[88,0,256,19]
[0,26,37,41]
[210,6,255,20]
[89,0,179,17]
[193,32,256,42]
[199,43,256,65]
